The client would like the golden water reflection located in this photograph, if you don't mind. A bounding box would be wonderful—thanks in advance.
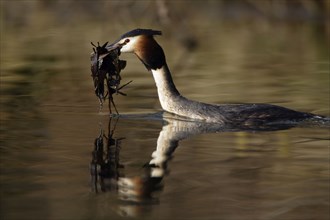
[89,115,329,218]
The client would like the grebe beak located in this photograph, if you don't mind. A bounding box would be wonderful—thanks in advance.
[106,39,130,52]
[105,42,120,51]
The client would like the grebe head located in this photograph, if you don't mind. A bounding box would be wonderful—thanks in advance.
[107,28,166,70]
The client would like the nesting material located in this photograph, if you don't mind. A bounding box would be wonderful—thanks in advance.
[90,42,132,114]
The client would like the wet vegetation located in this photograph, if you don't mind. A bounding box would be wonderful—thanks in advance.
[90,41,130,113]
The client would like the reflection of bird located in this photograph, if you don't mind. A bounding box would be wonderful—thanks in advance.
[107,29,326,125]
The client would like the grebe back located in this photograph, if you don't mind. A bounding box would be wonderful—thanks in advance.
[106,29,325,125]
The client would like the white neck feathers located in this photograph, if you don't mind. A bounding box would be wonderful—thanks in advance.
[151,65,181,113]
[150,64,222,122]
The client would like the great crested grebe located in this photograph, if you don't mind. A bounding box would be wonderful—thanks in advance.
[106,28,326,125]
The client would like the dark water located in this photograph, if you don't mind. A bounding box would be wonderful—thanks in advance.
[1,2,329,220]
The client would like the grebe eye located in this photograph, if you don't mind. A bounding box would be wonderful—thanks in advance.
[125,39,130,43]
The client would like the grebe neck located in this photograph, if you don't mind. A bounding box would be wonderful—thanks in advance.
[150,64,222,122]
[151,64,181,112]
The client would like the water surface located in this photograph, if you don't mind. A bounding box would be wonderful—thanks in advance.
[1,2,329,220]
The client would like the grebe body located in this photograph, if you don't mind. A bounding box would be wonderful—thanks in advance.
[107,29,323,125]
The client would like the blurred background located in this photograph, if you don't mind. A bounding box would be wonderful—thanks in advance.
[1,1,329,220]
